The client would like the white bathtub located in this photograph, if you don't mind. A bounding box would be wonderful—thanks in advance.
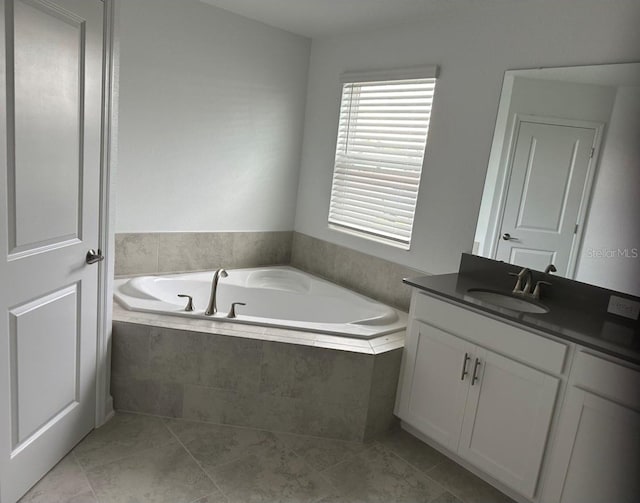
[114,266,406,339]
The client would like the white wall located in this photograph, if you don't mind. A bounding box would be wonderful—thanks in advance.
[576,86,640,295]
[115,0,310,232]
[294,0,640,274]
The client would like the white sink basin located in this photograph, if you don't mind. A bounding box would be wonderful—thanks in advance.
[465,289,550,314]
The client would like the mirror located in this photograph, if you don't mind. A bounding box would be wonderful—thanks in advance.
[474,63,640,297]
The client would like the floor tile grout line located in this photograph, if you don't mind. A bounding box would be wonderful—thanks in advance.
[385,443,446,478]
[372,443,450,500]
[123,408,367,445]
[173,427,279,473]
[277,428,368,447]
[73,424,179,472]
[317,442,379,478]
[274,437,345,498]
[70,449,101,503]
[318,441,455,503]
[185,491,222,503]
[423,457,476,503]
[163,419,230,502]
[421,460,471,503]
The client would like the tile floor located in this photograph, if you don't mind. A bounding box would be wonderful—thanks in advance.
[19,412,516,503]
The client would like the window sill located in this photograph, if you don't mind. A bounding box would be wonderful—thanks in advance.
[328,223,411,251]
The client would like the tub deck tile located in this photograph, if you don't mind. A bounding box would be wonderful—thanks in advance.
[112,302,405,356]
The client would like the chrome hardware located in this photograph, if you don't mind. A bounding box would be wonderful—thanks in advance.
[544,264,557,274]
[86,249,104,265]
[460,353,471,381]
[502,233,513,241]
[227,302,246,319]
[177,294,194,312]
[533,281,552,300]
[205,268,228,316]
[472,358,481,385]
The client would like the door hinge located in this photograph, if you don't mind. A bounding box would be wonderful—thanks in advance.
[574,224,579,234]
[590,147,595,158]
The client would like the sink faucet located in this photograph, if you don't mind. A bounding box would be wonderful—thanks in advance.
[510,267,551,300]
[205,268,228,316]
[510,268,533,295]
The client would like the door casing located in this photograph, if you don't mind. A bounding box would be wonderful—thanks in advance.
[95,0,117,429]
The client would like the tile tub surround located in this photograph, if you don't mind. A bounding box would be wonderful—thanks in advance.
[114,230,421,312]
[291,232,423,311]
[20,412,516,503]
[111,316,403,441]
[114,231,293,276]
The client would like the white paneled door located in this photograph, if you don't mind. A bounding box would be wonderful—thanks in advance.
[0,0,104,501]
[496,117,598,276]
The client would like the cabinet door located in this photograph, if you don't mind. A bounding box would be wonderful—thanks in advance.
[543,388,640,503]
[398,321,472,451]
[458,348,559,498]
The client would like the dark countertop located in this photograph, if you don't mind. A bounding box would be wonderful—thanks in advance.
[404,272,640,366]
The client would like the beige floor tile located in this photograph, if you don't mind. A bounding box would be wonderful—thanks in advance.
[277,432,368,471]
[73,413,175,469]
[323,444,446,503]
[377,428,447,473]
[166,419,280,469]
[85,441,215,503]
[18,454,96,503]
[427,458,516,503]
[211,442,333,503]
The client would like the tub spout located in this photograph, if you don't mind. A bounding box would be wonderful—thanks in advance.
[205,268,228,316]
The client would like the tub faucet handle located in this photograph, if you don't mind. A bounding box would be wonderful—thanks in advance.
[227,302,246,319]
[177,294,194,312]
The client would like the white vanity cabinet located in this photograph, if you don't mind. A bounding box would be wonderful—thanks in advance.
[541,351,640,503]
[396,292,567,499]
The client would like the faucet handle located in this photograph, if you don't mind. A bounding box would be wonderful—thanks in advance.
[509,268,530,293]
[177,294,195,312]
[532,281,552,300]
[509,271,522,292]
[227,302,246,319]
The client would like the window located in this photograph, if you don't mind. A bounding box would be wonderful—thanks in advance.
[328,67,437,249]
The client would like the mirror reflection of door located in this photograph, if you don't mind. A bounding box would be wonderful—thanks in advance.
[496,116,599,277]
[475,64,640,296]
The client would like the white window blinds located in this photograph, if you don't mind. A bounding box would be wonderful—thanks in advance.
[328,70,437,248]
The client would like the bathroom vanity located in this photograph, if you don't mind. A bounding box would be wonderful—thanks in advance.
[395,254,640,503]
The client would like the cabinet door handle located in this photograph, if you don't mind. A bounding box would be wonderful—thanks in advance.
[460,353,470,381]
[471,358,481,385]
